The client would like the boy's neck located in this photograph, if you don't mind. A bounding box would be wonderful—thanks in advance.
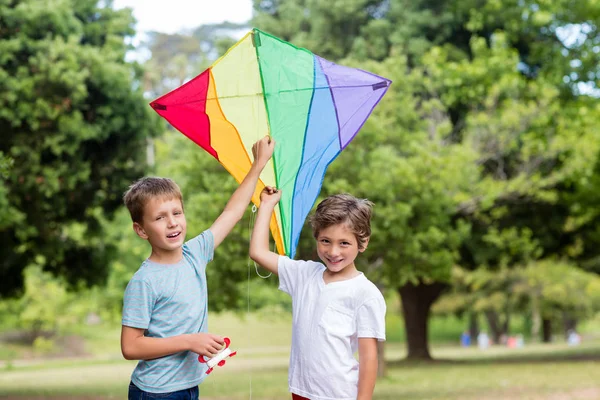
[322,266,361,284]
[148,247,184,265]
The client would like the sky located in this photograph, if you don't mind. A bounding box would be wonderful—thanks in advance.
[112,0,253,34]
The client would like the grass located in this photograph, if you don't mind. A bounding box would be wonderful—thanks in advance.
[1,343,599,399]
[2,312,600,399]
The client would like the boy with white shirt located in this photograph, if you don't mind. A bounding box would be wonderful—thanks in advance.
[250,190,386,400]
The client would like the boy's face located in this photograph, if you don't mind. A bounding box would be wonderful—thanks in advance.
[133,196,187,260]
[316,223,368,277]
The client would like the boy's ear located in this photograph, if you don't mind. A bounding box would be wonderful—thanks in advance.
[133,222,149,240]
[359,237,370,252]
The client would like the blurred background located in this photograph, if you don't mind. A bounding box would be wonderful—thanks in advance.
[1,0,600,399]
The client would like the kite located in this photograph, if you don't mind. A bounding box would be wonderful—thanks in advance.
[150,28,391,258]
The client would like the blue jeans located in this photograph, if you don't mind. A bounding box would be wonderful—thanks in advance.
[128,381,199,399]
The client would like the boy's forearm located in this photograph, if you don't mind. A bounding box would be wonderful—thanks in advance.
[357,359,377,400]
[249,203,279,274]
[357,339,378,400]
[250,204,273,253]
[123,334,190,361]
[223,163,262,218]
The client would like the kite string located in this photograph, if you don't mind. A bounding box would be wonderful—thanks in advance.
[247,204,272,400]
[246,239,253,400]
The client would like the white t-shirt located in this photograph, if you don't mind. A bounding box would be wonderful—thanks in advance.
[278,256,386,400]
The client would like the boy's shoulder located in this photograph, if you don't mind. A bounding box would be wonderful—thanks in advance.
[354,274,384,300]
[182,229,214,262]
[127,260,161,284]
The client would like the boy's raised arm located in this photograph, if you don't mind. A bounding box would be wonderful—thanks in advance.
[209,136,274,249]
[249,187,280,275]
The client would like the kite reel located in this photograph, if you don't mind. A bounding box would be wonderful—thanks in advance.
[198,337,237,374]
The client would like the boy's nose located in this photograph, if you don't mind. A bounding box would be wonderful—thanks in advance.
[329,246,341,256]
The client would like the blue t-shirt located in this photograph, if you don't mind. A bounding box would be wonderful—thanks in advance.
[122,230,214,393]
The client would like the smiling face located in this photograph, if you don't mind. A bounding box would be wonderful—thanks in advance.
[133,196,187,264]
[316,223,368,280]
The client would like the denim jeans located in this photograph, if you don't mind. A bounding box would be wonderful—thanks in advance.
[128,381,199,400]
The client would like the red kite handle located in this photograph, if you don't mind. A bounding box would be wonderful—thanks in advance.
[198,337,231,363]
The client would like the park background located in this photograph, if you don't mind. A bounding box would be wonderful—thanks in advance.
[1,0,600,398]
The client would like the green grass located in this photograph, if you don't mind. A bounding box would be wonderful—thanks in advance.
[1,342,600,399]
[3,312,600,399]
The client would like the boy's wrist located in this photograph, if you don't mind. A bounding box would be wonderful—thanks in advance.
[181,333,192,351]
[260,203,277,212]
[251,162,265,173]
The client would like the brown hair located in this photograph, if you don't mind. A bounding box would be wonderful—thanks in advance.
[123,177,183,223]
[310,194,373,250]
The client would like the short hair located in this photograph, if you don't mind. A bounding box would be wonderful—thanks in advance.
[123,177,183,223]
[310,194,373,250]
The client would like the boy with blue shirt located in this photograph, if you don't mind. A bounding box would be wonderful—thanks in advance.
[121,136,274,399]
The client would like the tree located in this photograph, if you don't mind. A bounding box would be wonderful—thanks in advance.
[0,0,161,296]
[0,153,23,232]
[517,260,600,342]
[253,0,600,360]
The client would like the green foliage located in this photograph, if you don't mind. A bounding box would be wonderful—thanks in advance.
[518,259,600,320]
[94,206,149,323]
[1,264,88,339]
[0,0,161,296]
[0,152,24,231]
[436,260,600,338]
[0,152,12,178]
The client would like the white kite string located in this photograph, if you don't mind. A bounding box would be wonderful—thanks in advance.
[247,204,272,399]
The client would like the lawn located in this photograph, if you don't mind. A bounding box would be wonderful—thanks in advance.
[1,344,599,399]
[1,312,600,399]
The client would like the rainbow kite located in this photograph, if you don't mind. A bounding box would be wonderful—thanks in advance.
[151,28,391,258]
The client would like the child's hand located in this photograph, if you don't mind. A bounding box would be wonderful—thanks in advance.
[252,136,275,169]
[187,333,225,357]
[260,186,281,207]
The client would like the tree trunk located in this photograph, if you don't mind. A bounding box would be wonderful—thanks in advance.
[542,318,552,343]
[468,312,479,340]
[484,310,502,344]
[502,312,510,338]
[399,281,447,360]
[376,340,385,377]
